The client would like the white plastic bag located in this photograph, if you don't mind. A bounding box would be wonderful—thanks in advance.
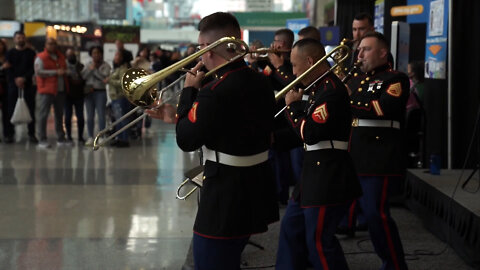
[10,88,32,125]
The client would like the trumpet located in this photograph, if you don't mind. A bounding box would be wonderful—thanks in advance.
[248,47,291,59]
[92,37,250,150]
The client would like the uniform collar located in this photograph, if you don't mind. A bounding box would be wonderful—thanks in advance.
[366,63,391,76]
[213,59,246,79]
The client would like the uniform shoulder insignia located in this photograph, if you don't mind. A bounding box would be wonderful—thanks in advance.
[188,102,199,123]
[386,82,402,97]
[263,65,272,76]
[312,103,329,123]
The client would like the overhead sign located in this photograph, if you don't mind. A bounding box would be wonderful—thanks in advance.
[99,0,126,20]
[233,12,306,27]
[391,5,424,16]
[246,0,273,11]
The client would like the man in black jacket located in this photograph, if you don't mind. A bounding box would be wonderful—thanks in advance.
[276,38,362,269]
[150,12,279,270]
[348,31,409,270]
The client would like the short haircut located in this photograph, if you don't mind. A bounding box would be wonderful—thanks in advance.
[89,45,103,56]
[275,28,295,48]
[361,31,390,51]
[354,12,374,26]
[198,12,241,39]
[293,38,326,62]
[298,26,321,41]
[13,31,25,38]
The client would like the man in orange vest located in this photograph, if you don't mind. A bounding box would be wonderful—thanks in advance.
[34,38,70,148]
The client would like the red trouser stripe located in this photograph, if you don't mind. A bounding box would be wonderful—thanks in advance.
[315,206,329,270]
[380,177,400,270]
[348,200,357,229]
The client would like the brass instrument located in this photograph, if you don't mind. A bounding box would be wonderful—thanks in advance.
[274,43,351,102]
[175,42,352,200]
[333,38,354,78]
[176,165,204,200]
[248,47,291,59]
[92,37,250,150]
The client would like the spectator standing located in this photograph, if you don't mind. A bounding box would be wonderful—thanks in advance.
[4,31,38,144]
[114,40,133,68]
[0,39,8,142]
[106,51,131,147]
[64,48,85,144]
[34,38,70,148]
[82,46,111,146]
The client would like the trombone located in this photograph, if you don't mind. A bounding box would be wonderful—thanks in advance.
[92,37,250,150]
[248,47,291,59]
[92,74,185,150]
[176,42,352,200]
[274,43,351,118]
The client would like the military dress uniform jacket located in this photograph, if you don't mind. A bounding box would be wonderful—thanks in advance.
[348,64,410,175]
[176,60,279,238]
[284,73,362,206]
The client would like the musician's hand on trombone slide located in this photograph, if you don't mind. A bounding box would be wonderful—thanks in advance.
[285,88,304,106]
[145,99,177,124]
[184,62,205,89]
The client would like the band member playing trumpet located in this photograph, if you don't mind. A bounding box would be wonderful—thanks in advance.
[347,31,409,270]
[149,12,279,270]
[276,38,362,269]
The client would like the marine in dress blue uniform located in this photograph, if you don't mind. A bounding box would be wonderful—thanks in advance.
[275,38,362,270]
[174,12,279,270]
[347,32,409,270]
[263,28,304,204]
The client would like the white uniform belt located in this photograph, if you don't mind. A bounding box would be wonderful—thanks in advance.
[352,118,400,129]
[304,140,348,151]
[203,147,269,167]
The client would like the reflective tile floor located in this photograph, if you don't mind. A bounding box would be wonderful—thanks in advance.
[0,120,476,270]
[0,121,198,269]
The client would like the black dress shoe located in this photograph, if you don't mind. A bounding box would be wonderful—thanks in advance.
[336,226,355,238]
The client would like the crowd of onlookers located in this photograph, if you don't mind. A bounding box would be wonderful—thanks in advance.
[0,31,190,149]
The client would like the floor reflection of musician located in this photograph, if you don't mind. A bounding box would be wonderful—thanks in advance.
[147,12,279,270]
[275,38,362,269]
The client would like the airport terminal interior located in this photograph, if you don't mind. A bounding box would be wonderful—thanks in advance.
[1,0,480,269]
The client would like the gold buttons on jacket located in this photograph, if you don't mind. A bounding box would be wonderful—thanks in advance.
[365,103,369,107]
[376,136,380,140]
[357,102,361,105]
[203,176,206,180]
[317,161,321,166]
[361,80,365,84]
[366,77,370,81]
[294,119,298,123]
[358,88,362,92]
[290,112,294,116]
[354,73,358,77]
[287,106,290,110]
[350,100,353,104]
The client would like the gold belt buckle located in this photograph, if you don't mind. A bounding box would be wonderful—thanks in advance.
[352,118,359,127]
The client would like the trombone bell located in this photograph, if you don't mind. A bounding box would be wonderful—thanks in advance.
[122,68,157,108]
